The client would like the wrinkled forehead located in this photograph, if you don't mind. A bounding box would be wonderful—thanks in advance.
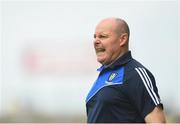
[95,19,117,34]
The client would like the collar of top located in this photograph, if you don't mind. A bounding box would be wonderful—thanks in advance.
[97,51,132,71]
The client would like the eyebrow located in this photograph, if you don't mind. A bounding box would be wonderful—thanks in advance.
[95,32,110,35]
[101,33,109,35]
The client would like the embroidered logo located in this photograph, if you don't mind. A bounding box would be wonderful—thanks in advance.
[108,72,118,82]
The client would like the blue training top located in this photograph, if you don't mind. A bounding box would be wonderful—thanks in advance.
[86,51,163,123]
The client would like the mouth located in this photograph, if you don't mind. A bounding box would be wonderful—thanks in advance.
[95,48,105,53]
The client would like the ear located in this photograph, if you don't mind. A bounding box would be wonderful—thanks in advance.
[119,33,128,47]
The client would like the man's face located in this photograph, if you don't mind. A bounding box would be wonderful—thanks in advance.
[94,20,122,65]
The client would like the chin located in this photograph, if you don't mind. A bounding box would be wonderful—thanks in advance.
[97,58,105,64]
[96,54,108,65]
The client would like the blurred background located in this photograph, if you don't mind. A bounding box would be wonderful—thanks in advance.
[0,0,180,122]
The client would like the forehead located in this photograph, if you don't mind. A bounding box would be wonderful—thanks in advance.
[95,20,117,34]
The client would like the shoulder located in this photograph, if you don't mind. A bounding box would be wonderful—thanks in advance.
[123,59,155,85]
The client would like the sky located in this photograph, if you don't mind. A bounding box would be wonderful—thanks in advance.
[0,0,180,118]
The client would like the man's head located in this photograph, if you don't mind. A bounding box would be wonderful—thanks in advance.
[94,17,130,65]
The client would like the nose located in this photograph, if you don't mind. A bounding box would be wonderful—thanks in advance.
[94,37,101,45]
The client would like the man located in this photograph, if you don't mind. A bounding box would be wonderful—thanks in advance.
[86,17,166,123]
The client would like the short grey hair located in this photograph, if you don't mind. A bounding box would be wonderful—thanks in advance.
[115,18,130,38]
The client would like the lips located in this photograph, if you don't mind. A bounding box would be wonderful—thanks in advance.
[95,48,105,53]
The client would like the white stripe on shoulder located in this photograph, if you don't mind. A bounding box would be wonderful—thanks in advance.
[140,68,160,104]
[141,68,153,89]
[135,67,160,105]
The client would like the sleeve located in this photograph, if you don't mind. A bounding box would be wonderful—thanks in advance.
[124,67,163,118]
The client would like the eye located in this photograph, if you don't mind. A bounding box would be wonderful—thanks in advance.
[99,34,108,39]
[94,34,109,39]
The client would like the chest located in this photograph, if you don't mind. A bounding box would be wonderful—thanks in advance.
[93,85,128,105]
[86,66,125,103]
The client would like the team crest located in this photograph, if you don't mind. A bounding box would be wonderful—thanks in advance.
[108,72,118,82]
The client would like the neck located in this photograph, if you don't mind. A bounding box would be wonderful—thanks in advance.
[105,50,129,68]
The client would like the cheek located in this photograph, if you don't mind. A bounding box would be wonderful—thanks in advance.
[112,43,120,51]
[106,46,115,55]
[105,45,120,59]
[105,40,118,52]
